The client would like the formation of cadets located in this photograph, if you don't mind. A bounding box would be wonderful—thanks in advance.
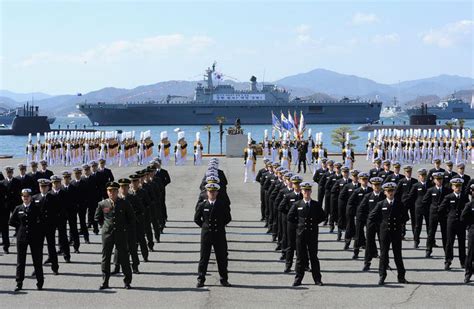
[26,129,204,168]
[0,158,171,291]
[256,156,474,285]
[365,128,474,165]
[245,129,355,183]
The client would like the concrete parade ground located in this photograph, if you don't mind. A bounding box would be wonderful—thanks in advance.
[0,156,473,308]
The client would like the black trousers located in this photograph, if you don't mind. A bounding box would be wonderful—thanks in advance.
[150,204,161,242]
[404,206,416,237]
[57,219,71,259]
[265,191,272,226]
[144,211,154,249]
[87,201,99,231]
[78,205,89,241]
[329,196,338,227]
[197,231,228,282]
[260,186,266,220]
[102,237,132,285]
[136,222,149,260]
[415,207,430,245]
[297,159,306,173]
[295,231,321,282]
[379,231,405,279]
[280,212,288,253]
[16,241,44,284]
[465,226,474,279]
[0,210,10,250]
[337,203,347,232]
[44,225,59,271]
[445,220,466,264]
[426,210,447,252]
[114,229,140,268]
[364,225,380,265]
[271,201,279,237]
[354,219,367,250]
[285,223,297,268]
[323,191,331,222]
[317,187,325,207]
[67,211,80,250]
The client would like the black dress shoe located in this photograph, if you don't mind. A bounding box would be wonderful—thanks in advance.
[433,243,439,248]
[444,263,451,271]
[343,242,350,250]
[266,228,272,234]
[36,281,43,290]
[279,255,286,261]
[14,283,22,292]
[132,267,140,274]
[352,253,359,260]
[264,223,268,228]
[260,218,265,222]
[271,235,277,242]
[362,264,370,272]
[220,280,231,287]
[31,271,36,277]
[4,248,9,254]
[99,283,109,290]
[124,284,132,289]
[414,241,419,249]
[53,270,59,276]
[337,230,342,241]
[329,226,334,233]
[378,277,385,286]
[425,251,432,258]
[144,257,149,262]
[314,280,323,286]
[275,244,281,251]
[464,275,471,284]
[85,240,90,244]
[196,281,205,288]
[292,280,302,287]
[65,257,71,263]
[398,278,409,284]
[74,249,80,254]
[43,258,51,265]
[284,267,291,273]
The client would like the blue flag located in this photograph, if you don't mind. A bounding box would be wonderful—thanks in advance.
[272,112,282,132]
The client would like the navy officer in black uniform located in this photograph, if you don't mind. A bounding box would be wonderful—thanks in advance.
[194,183,232,288]
[288,181,326,286]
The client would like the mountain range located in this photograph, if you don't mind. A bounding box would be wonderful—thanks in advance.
[1,68,472,116]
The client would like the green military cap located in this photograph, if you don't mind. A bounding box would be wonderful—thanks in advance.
[382,182,397,191]
[265,161,273,167]
[205,183,220,191]
[300,182,312,190]
[450,178,464,186]
[106,182,120,190]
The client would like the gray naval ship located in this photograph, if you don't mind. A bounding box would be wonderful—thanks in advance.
[406,94,474,119]
[78,63,382,125]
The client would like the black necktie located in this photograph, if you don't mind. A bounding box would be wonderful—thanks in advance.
[306,202,310,208]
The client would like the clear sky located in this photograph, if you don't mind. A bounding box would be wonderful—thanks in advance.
[1,0,472,94]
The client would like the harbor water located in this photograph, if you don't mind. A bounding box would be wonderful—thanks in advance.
[1,116,472,158]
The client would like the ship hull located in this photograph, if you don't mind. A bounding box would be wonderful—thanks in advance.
[79,102,382,126]
[406,108,474,119]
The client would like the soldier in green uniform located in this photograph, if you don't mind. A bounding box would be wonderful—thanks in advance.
[112,178,142,274]
[95,182,136,290]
